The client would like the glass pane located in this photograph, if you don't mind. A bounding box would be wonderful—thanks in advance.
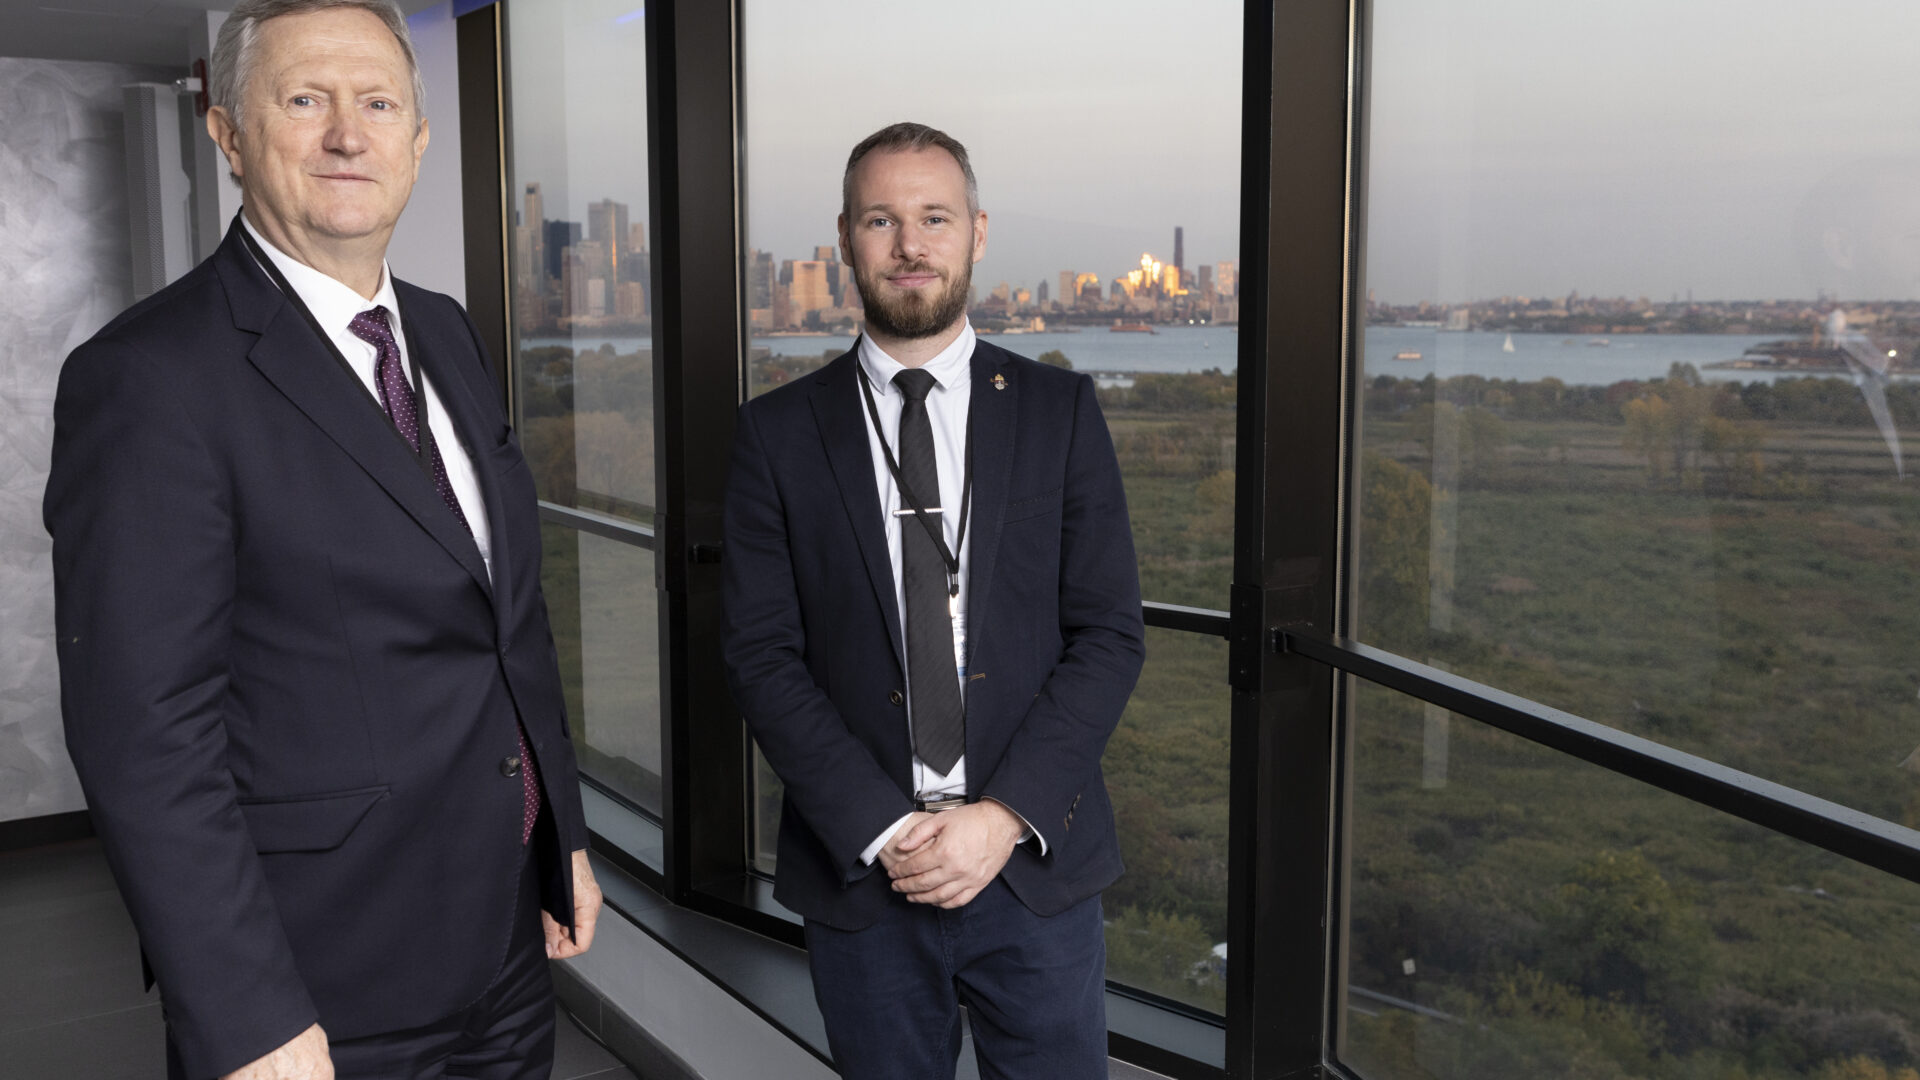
[505,0,655,524]
[1342,678,1920,1080]
[741,0,1240,607]
[1353,1,1920,826]
[739,0,1243,920]
[542,521,661,815]
[752,744,780,876]
[1104,628,1231,1014]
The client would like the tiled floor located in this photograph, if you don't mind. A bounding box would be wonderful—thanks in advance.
[0,839,637,1080]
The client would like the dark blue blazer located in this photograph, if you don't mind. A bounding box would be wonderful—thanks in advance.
[721,341,1145,930]
[43,220,586,1080]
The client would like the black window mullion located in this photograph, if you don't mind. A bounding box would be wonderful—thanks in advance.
[645,0,749,906]
[1226,1,1360,1076]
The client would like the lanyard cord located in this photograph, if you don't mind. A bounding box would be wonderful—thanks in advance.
[857,363,972,602]
[238,224,439,482]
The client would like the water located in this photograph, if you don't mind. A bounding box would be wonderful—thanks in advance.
[524,326,1859,387]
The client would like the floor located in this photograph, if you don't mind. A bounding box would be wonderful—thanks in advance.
[0,839,638,1080]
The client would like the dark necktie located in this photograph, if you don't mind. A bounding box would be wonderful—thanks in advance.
[350,307,542,845]
[892,368,965,774]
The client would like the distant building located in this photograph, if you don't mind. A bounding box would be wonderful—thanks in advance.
[587,200,629,281]
[791,260,832,319]
[747,250,774,310]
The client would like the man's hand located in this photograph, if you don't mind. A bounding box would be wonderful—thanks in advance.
[886,801,1023,909]
[542,849,602,959]
[221,1023,330,1080]
[875,811,935,875]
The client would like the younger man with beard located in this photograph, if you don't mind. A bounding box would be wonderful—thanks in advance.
[721,122,1144,1080]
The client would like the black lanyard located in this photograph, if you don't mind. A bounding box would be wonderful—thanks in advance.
[857,362,973,611]
[238,222,439,482]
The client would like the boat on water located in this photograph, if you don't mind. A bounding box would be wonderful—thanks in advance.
[1110,322,1157,334]
[1502,333,1515,353]
[1392,350,1423,361]
[1587,337,1611,347]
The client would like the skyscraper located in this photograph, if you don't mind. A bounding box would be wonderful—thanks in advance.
[747,249,775,311]
[1216,260,1237,300]
[523,183,545,285]
[587,199,630,281]
[791,260,831,319]
[1173,226,1184,273]
[1058,271,1076,311]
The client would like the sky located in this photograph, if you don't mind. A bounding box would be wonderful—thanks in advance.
[502,0,1920,307]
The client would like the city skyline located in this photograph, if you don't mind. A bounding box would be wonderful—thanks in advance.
[504,0,1920,312]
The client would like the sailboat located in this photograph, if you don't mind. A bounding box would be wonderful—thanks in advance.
[1502,333,1515,353]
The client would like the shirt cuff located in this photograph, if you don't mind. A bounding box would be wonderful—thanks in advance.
[860,813,918,865]
[981,797,1045,856]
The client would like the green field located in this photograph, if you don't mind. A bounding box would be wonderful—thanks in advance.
[523,343,1920,1077]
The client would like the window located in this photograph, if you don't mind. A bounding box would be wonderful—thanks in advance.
[1344,2,1920,1075]
[740,0,1242,1010]
[502,0,662,819]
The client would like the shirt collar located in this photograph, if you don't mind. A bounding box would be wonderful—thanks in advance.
[241,213,401,338]
[856,319,976,397]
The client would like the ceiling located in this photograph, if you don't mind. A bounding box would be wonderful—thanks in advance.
[0,0,441,69]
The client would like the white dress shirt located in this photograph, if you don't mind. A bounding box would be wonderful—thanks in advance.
[241,217,493,581]
[854,323,1043,863]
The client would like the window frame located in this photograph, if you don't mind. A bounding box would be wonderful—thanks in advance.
[462,3,1920,1079]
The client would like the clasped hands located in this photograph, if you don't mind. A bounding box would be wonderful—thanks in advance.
[878,800,1024,909]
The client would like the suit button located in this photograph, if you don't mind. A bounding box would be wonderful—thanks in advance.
[501,756,523,777]
[888,690,904,706]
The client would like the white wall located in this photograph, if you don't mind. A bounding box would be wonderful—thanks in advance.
[0,57,169,822]
[389,1,466,303]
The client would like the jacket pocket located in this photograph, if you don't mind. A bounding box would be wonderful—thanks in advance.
[237,785,390,853]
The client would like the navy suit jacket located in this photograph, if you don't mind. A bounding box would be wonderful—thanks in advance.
[721,341,1144,930]
[43,220,587,1080]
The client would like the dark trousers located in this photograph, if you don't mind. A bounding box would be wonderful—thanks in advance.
[166,853,556,1080]
[804,877,1108,1080]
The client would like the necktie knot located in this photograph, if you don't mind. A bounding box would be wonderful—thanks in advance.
[893,368,937,404]
[349,306,394,348]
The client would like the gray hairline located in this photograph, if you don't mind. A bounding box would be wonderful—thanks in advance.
[211,0,425,136]
[841,125,980,225]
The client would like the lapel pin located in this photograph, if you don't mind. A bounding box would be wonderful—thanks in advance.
[992,373,1007,390]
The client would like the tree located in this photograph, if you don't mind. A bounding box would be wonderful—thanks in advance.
[1036,348,1073,370]
[1356,452,1443,653]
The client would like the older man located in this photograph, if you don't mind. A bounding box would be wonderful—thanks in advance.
[43,2,598,1078]
[722,122,1144,1080]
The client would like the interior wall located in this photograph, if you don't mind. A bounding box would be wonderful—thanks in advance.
[390,0,467,304]
[0,57,169,824]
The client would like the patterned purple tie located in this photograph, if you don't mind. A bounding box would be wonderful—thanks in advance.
[349,307,542,845]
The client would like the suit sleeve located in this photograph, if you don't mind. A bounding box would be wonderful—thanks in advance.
[979,374,1146,851]
[720,402,914,878]
[44,339,316,1080]
[455,300,589,856]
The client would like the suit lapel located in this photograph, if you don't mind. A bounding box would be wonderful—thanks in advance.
[216,224,494,602]
[810,353,906,673]
[398,287,507,626]
[962,342,1015,670]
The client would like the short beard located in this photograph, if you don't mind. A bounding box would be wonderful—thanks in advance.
[853,256,972,341]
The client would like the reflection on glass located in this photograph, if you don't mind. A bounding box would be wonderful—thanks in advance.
[1353,0,1920,825]
[541,521,661,815]
[753,744,780,875]
[1342,679,1920,1080]
[505,0,655,523]
[1103,629,1230,1014]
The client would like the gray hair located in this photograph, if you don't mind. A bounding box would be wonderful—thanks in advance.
[211,0,424,134]
[842,122,979,221]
